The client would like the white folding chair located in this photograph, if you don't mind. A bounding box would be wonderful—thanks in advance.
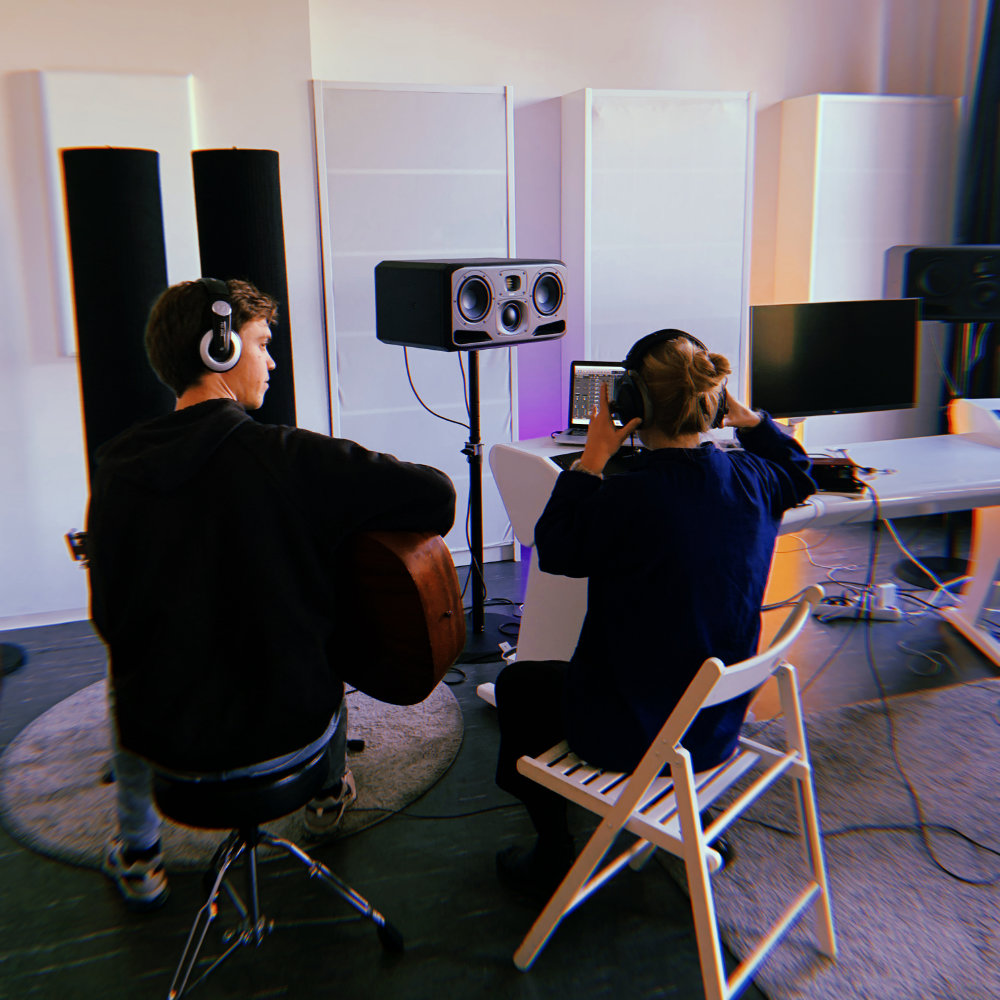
[512,584,835,1000]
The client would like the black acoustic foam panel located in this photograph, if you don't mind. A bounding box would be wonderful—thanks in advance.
[192,149,296,426]
[61,147,175,487]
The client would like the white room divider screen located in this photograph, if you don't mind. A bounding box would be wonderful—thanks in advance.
[773,93,961,445]
[312,82,518,565]
[561,89,755,405]
[21,70,198,359]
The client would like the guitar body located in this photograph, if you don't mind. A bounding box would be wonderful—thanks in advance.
[338,531,466,705]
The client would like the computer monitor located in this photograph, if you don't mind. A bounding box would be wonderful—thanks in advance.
[749,298,919,419]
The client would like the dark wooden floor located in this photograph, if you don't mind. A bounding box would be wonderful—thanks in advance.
[0,513,994,1000]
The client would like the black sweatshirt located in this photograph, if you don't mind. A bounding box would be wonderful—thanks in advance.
[87,400,456,772]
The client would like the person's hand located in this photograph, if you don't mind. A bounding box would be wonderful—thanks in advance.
[576,383,642,474]
[722,395,762,429]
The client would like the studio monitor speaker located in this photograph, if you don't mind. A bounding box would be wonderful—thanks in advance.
[885,244,1000,322]
[375,259,567,351]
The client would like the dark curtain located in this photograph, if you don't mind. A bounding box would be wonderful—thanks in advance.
[956,0,1000,395]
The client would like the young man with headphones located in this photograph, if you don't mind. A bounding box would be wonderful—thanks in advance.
[493,329,815,895]
[86,278,456,909]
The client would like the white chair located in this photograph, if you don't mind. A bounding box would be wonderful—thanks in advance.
[512,584,835,1000]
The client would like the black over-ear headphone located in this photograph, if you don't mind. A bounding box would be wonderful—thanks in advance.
[197,277,242,373]
[610,328,728,429]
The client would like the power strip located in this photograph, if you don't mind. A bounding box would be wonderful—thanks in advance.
[814,582,905,623]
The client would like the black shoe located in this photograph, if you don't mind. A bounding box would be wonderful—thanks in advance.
[496,838,576,901]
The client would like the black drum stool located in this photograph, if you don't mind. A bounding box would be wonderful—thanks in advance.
[153,746,402,998]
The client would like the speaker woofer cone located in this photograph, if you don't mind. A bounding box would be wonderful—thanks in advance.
[532,272,563,315]
[457,276,492,322]
[500,301,524,332]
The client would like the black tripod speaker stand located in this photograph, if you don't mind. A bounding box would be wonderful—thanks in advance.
[459,349,521,660]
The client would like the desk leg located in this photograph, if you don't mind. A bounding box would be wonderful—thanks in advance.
[940,506,1000,668]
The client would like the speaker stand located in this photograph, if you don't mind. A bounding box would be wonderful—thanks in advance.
[462,350,486,635]
[458,351,519,662]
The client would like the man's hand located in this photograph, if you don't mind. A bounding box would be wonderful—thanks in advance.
[721,395,762,430]
[576,383,642,475]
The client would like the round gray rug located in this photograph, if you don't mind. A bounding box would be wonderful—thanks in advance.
[0,679,463,871]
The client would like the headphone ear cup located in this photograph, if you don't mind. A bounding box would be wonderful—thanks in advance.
[611,371,652,427]
[199,329,242,372]
[711,382,729,429]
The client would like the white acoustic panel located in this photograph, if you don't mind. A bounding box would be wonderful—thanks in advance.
[562,89,754,402]
[313,82,517,563]
[33,71,199,356]
[773,94,960,445]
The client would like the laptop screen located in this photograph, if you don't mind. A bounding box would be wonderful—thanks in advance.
[568,361,626,429]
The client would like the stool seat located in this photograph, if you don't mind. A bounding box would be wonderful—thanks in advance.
[153,746,329,830]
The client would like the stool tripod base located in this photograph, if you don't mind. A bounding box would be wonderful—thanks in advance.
[168,829,403,999]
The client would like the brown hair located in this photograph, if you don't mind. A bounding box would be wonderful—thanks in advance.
[144,279,279,396]
[640,335,731,438]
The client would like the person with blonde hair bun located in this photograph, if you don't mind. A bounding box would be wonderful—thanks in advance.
[493,328,816,896]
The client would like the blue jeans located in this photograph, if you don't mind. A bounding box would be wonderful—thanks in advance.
[110,688,348,851]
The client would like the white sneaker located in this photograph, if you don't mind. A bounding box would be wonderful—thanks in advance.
[103,837,169,911]
[303,769,357,837]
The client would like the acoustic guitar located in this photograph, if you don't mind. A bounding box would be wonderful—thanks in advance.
[338,531,466,705]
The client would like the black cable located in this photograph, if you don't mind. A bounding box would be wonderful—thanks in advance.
[349,800,523,822]
[457,352,472,422]
[402,347,470,430]
[799,484,881,692]
[754,489,1000,883]
[852,482,1000,885]
[747,817,1000,871]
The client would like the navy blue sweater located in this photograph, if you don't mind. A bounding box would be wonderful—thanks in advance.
[534,415,814,773]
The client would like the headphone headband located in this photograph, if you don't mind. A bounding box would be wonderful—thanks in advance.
[622,328,708,371]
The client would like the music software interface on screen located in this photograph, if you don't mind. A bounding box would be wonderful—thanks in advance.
[572,366,624,423]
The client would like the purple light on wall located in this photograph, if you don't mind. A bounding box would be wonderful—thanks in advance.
[516,339,563,440]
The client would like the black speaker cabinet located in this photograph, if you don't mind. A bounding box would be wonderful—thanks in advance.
[885,245,1000,321]
[375,259,567,351]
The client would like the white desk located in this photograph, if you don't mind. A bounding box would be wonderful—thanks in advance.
[489,399,1000,668]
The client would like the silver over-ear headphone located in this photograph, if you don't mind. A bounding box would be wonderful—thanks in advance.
[197,277,242,373]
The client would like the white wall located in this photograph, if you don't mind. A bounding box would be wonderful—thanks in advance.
[0,0,323,626]
[0,0,986,625]
[309,0,984,422]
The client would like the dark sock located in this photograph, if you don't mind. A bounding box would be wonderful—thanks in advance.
[123,840,161,864]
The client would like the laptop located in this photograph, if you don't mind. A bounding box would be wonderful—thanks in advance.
[550,360,627,444]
